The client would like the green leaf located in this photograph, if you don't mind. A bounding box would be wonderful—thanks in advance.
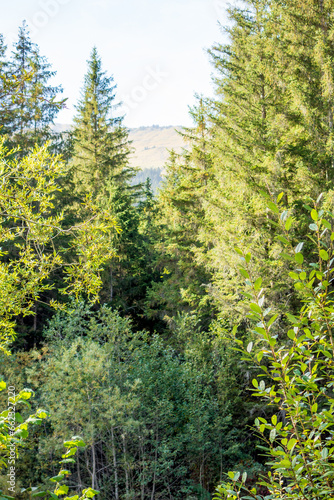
[18,390,33,400]
[277,192,284,203]
[0,381,6,391]
[322,219,331,230]
[239,268,249,279]
[311,209,318,221]
[15,428,28,439]
[311,403,318,413]
[280,252,293,261]
[309,223,318,231]
[234,247,243,257]
[63,438,85,448]
[82,488,100,499]
[285,217,292,231]
[250,303,262,314]
[287,438,297,451]
[15,412,23,423]
[267,314,278,327]
[254,277,262,290]
[46,492,58,500]
[50,474,66,483]
[286,313,299,324]
[268,201,279,214]
[62,447,77,459]
[276,235,289,245]
[295,252,304,264]
[36,410,49,419]
[320,249,329,261]
[252,379,258,388]
[55,485,69,496]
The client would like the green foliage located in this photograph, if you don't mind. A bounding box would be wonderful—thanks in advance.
[71,47,134,200]
[214,196,334,499]
[5,2,334,498]
[21,437,99,500]
[0,140,116,350]
[1,304,241,499]
[1,22,64,153]
[146,104,215,326]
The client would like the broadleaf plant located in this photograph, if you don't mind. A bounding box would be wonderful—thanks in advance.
[214,194,334,499]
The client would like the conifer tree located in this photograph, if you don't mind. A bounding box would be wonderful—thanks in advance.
[196,0,331,322]
[147,102,214,326]
[72,47,134,202]
[71,48,150,312]
[6,22,63,152]
[270,0,334,184]
[0,33,10,137]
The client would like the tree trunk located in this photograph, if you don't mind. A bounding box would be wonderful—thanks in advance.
[111,427,119,500]
[91,443,96,489]
[110,266,113,301]
[140,438,145,500]
[77,454,83,493]
[151,430,159,500]
[122,434,129,498]
[33,302,37,332]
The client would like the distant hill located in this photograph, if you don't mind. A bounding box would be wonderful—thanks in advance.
[129,125,187,192]
[128,125,186,171]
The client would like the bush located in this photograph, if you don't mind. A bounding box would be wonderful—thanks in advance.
[215,194,334,499]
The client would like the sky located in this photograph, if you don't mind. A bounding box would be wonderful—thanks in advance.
[0,0,229,128]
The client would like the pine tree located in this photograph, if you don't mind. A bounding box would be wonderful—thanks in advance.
[195,0,329,322]
[146,102,214,326]
[71,48,151,312]
[0,33,10,137]
[269,0,334,184]
[6,22,63,152]
[72,47,135,202]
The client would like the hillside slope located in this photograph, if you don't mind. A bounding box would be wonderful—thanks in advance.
[128,125,186,170]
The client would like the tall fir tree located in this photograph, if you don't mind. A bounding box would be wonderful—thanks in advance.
[193,0,333,323]
[146,101,215,327]
[71,48,153,315]
[72,47,135,202]
[0,33,11,137]
[6,22,63,152]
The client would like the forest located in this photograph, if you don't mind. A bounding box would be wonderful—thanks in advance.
[1,1,334,499]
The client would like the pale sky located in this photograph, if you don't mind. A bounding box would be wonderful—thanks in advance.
[0,0,229,128]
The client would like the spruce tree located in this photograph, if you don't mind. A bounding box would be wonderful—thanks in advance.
[7,22,63,152]
[71,48,149,312]
[0,33,10,137]
[72,47,135,202]
[196,0,330,322]
[147,101,214,326]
